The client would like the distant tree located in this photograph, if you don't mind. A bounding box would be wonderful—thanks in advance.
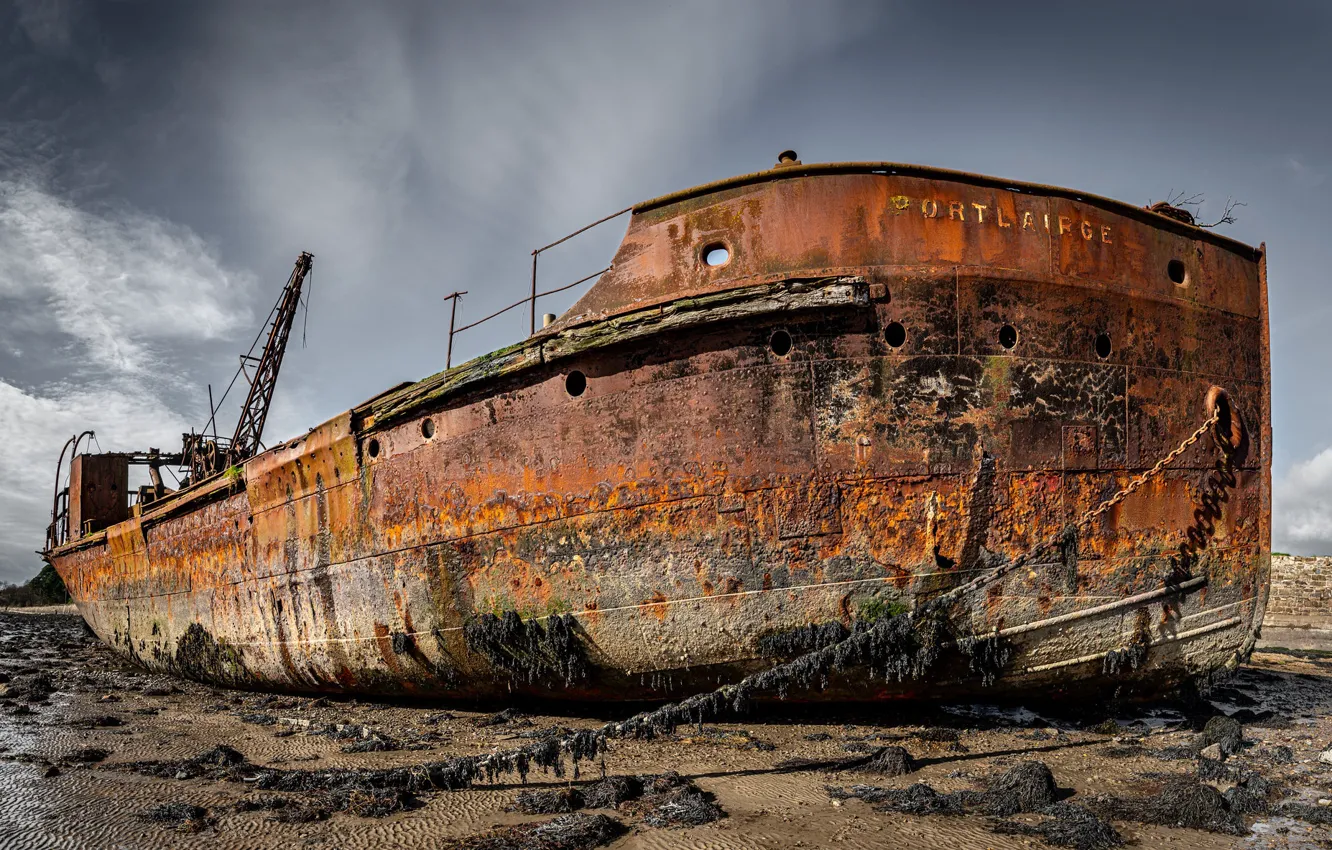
[28,565,68,604]
[0,564,68,607]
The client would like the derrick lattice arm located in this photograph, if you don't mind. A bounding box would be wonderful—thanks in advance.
[226,252,313,467]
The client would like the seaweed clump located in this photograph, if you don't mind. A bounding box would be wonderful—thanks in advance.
[120,745,245,779]
[829,761,1059,817]
[1103,610,1151,676]
[831,762,1122,849]
[140,802,212,833]
[582,776,641,809]
[513,788,585,815]
[1084,777,1246,834]
[234,794,335,824]
[464,613,589,688]
[991,803,1122,850]
[759,622,848,658]
[440,813,624,850]
[862,746,917,777]
[173,624,253,688]
[956,634,1014,687]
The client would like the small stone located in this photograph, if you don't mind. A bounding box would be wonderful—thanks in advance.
[1318,749,1332,765]
[1200,743,1224,761]
[43,765,60,778]
[1319,799,1331,807]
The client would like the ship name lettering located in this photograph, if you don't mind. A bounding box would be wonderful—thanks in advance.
[901,194,1113,248]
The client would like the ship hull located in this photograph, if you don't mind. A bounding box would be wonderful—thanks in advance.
[48,164,1271,703]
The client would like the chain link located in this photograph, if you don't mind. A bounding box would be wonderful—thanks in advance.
[927,405,1225,614]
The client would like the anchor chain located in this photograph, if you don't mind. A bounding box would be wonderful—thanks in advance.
[930,398,1227,615]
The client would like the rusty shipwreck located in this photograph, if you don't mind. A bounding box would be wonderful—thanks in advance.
[42,154,1272,702]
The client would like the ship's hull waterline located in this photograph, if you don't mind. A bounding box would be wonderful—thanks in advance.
[47,162,1272,702]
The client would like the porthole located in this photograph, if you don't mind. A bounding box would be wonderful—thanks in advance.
[1095,332,1112,359]
[769,329,792,357]
[566,370,587,397]
[702,243,730,267]
[421,418,435,439]
[885,321,906,349]
[1167,259,1187,285]
[367,438,381,458]
[999,324,1018,350]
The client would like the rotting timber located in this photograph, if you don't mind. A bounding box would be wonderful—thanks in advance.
[42,155,1272,704]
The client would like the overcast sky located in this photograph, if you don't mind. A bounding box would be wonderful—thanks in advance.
[1,0,1328,583]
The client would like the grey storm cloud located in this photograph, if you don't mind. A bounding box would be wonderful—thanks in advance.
[1,0,1330,581]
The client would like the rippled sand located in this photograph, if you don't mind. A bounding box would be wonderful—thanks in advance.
[3,611,1332,850]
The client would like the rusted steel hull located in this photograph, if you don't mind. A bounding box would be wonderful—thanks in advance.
[47,163,1271,702]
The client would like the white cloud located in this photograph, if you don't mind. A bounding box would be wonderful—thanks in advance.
[0,180,257,580]
[1274,448,1332,555]
[0,379,193,565]
[0,180,255,375]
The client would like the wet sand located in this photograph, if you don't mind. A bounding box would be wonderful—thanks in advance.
[3,610,1332,850]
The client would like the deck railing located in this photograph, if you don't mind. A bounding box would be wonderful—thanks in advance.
[444,207,631,367]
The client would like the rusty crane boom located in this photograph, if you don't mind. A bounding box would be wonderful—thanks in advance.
[184,252,314,481]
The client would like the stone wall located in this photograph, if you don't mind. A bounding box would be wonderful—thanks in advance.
[1264,554,1332,630]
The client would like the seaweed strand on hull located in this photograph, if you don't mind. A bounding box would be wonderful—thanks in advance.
[464,612,589,688]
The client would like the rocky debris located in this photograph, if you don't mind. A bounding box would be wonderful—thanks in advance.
[475,708,531,728]
[64,747,111,764]
[73,714,123,728]
[340,734,401,753]
[1276,802,1332,826]
[441,813,623,850]
[676,727,775,751]
[5,672,55,701]
[1196,716,1243,756]
[119,745,245,780]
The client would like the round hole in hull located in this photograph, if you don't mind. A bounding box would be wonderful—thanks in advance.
[702,243,730,267]
[999,324,1018,350]
[769,329,792,357]
[1095,332,1112,359]
[1167,259,1187,285]
[885,322,906,349]
[421,418,435,439]
[566,370,587,397]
